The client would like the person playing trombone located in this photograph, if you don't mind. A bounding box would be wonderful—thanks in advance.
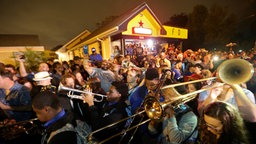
[128,68,166,143]
[32,91,78,144]
[147,83,198,144]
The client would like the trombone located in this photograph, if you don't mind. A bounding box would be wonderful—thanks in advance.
[88,59,254,143]
[58,85,108,102]
[0,118,41,140]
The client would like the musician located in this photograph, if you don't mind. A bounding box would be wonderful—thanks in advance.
[32,91,77,144]
[82,81,128,144]
[197,82,256,121]
[58,74,75,112]
[129,68,165,143]
[148,84,198,144]
[31,71,56,98]
[0,69,33,122]
[58,73,89,122]
[130,68,165,114]
[198,82,256,143]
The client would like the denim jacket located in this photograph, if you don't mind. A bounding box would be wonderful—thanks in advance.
[149,105,198,144]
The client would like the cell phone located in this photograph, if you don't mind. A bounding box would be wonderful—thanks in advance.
[19,55,25,59]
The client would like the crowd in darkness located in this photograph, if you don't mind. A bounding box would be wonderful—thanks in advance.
[0,43,256,144]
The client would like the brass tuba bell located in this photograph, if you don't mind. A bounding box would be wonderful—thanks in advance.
[217,58,254,84]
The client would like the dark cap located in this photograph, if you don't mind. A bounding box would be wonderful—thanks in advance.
[194,63,203,69]
[145,68,159,80]
[111,81,129,101]
[74,56,82,60]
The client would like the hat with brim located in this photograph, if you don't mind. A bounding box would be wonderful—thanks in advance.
[33,72,52,81]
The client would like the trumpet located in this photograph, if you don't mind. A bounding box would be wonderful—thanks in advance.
[58,85,108,102]
[86,59,254,143]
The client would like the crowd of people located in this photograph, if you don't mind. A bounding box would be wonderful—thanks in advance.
[0,44,256,144]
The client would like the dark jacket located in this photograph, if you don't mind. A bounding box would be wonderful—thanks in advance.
[42,110,77,144]
[88,101,128,143]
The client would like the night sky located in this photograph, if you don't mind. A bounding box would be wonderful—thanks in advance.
[0,0,249,49]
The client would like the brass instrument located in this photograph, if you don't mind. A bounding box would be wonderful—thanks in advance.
[217,58,254,84]
[58,85,108,102]
[121,71,168,143]
[40,84,57,93]
[144,58,254,120]
[87,59,254,143]
[0,118,42,140]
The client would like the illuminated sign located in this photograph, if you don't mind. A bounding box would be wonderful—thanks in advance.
[163,26,188,39]
[132,20,152,35]
[132,27,152,35]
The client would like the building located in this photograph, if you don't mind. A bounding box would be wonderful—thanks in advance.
[56,2,188,61]
[56,30,91,62]
[0,34,44,65]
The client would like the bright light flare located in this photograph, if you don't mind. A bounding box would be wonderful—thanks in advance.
[213,55,219,61]
[147,39,153,47]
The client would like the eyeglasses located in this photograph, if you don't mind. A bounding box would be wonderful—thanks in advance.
[204,122,223,134]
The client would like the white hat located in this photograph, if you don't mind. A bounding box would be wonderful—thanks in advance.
[33,72,52,81]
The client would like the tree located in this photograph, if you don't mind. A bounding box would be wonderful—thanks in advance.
[13,49,44,72]
[16,48,55,72]
[203,4,237,50]
[164,13,188,28]
[233,0,256,51]
[183,4,238,51]
[185,5,209,50]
